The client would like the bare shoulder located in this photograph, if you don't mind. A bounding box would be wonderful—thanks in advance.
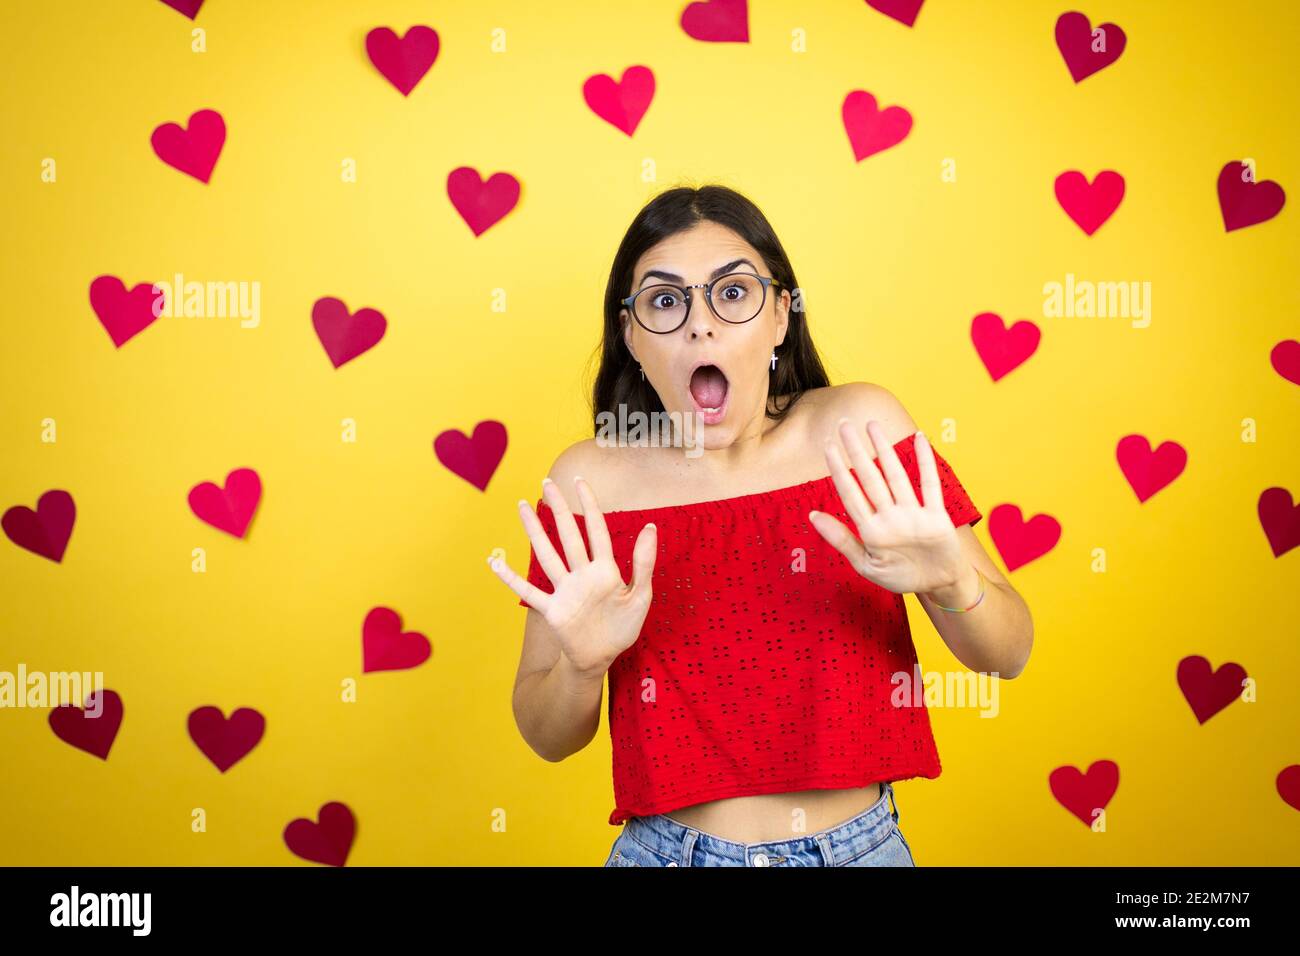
[814,382,919,447]
[541,436,646,516]
[540,438,604,516]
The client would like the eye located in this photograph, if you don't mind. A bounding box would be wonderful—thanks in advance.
[719,282,746,300]
[651,292,679,309]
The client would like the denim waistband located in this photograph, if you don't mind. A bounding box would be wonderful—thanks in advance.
[622,780,900,867]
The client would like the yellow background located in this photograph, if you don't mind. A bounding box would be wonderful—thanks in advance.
[1,0,1296,865]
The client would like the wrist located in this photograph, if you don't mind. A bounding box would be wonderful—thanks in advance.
[554,652,609,692]
[922,563,982,609]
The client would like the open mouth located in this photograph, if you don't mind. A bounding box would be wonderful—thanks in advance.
[688,362,730,424]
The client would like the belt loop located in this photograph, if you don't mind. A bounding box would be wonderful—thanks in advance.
[886,781,899,824]
[679,826,698,867]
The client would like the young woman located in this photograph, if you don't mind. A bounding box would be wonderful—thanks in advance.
[490,185,1033,867]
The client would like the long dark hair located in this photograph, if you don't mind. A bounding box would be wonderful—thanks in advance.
[589,184,830,437]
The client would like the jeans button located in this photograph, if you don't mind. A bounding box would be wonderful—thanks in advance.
[752,852,770,867]
[667,861,678,867]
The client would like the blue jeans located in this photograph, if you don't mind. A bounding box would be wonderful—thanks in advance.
[602,780,916,867]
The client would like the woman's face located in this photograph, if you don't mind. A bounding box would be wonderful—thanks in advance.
[620,220,790,449]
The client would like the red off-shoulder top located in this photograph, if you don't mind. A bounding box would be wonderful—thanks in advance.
[516,431,983,825]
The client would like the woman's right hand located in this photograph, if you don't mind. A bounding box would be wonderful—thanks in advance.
[491,475,658,677]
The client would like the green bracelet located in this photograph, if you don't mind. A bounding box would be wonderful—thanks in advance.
[932,564,986,612]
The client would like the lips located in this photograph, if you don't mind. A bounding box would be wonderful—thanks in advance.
[688,361,729,424]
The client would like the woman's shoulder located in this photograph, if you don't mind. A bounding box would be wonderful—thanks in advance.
[538,435,650,516]
[800,382,920,447]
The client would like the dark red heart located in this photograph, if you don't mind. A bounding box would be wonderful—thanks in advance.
[866,0,924,27]
[188,468,262,538]
[970,312,1040,381]
[283,802,356,867]
[1271,340,1300,386]
[1176,656,1247,724]
[583,66,655,136]
[1257,487,1300,558]
[1055,11,1125,83]
[89,275,164,348]
[151,109,225,183]
[1278,766,1300,812]
[365,26,439,96]
[447,167,520,237]
[159,0,204,18]
[434,420,507,491]
[188,706,265,772]
[1049,760,1119,826]
[312,297,387,368]
[1217,160,1286,232]
[362,607,432,673]
[842,90,912,161]
[680,0,749,42]
[49,690,123,760]
[988,504,1060,572]
[1116,434,1186,503]
[3,490,75,562]
[1055,170,1125,235]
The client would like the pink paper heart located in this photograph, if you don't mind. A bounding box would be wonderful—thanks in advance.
[1116,434,1186,503]
[1271,340,1300,386]
[1257,487,1300,558]
[365,25,439,96]
[583,66,655,136]
[866,0,924,27]
[970,312,1040,381]
[188,468,262,538]
[447,167,520,237]
[188,706,265,772]
[49,689,123,760]
[3,490,75,563]
[1217,160,1286,232]
[842,90,912,161]
[1278,766,1300,812]
[1055,170,1125,235]
[1049,760,1119,827]
[89,275,164,348]
[311,297,387,368]
[434,420,507,492]
[989,503,1060,572]
[1176,656,1247,725]
[151,108,225,183]
[284,802,356,867]
[1055,11,1125,83]
[362,607,432,673]
[159,0,204,18]
[680,0,749,42]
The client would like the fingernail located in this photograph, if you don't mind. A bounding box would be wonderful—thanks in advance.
[517,499,528,508]
[574,474,585,484]
[542,477,553,486]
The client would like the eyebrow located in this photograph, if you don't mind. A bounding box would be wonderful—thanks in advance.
[636,257,759,289]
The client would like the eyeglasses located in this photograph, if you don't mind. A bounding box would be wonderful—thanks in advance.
[622,272,784,334]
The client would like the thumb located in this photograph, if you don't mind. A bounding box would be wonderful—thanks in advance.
[628,522,657,596]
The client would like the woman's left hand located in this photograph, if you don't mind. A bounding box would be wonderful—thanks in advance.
[808,419,966,597]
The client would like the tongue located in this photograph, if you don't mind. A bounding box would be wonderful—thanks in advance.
[689,366,728,408]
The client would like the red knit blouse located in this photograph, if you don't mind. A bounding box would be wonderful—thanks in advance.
[517,431,983,825]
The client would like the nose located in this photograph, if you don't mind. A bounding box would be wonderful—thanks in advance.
[683,285,721,338]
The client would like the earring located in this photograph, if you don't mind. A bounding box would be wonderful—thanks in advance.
[639,364,645,381]
[770,351,778,371]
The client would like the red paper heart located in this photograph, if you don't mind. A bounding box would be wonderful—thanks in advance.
[1116,434,1186,503]
[434,420,507,491]
[365,26,439,96]
[989,504,1060,572]
[1049,760,1119,827]
[284,802,356,867]
[362,607,432,673]
[842,90,912,161]
[1055,11,1125,83]
[1055,170,1124,235]
[188,468,262,538]
[583,66,655,137]
[866,0,924,27]
[151,108,225,183]
[1217,160,1286,232]
[188,706,265,772]
[311,297,387,368]
[159,0,204,18]
[680,0,749,42]
[1278,766,1300,812]
[447,167,520,237]
[1271,340,1300,386]
[1257,487,1300,558]
[49,690,123,760]
[1176,656,1247,725]
[970,312,1040,381]
[3,490,75,563]
[89,275,164,348]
